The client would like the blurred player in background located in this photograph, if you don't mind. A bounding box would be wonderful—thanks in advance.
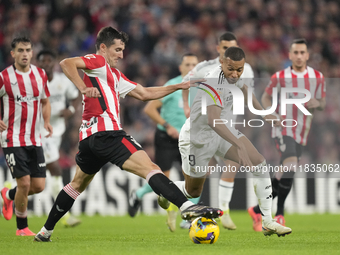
[34,26,222,242]
[128,53,199,231]
[177,46,292,237]
[0,36,52,236]
[248,38,326,231]
[182,32,254,229]
[37,49,81,227]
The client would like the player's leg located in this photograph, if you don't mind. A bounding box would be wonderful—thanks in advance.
[225,136,292,236]
[219,158,238,230]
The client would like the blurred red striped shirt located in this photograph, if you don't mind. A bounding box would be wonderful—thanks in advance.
[79,54,136,141]
[0,64,50,148]
[265,66,326,146]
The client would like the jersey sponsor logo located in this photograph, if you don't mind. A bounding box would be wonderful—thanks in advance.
[16,95,38,103]
[80,117,98,129]
[84,54,96,59]
[39,163,46,167]
[10,82,18,86]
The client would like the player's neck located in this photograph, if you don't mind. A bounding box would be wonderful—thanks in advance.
[47,73,53,82]
[14,62,30,73]
[291,65,306,73]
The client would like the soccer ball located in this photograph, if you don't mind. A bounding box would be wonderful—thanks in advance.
[189,217,220,244]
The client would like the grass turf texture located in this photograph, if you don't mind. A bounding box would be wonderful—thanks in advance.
[0,212,339,255]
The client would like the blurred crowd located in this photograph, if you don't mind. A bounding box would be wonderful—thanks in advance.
[0,0,339,170]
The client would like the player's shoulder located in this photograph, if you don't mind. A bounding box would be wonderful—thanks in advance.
[82,54,106,67]
[31,64,47,77]
[195,57,219,72]
[205,65,222,78]
[307,66,324,77]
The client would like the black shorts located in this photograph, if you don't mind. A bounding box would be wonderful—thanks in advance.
[154,129,181,171]
[274,135,303,164]
[75,130,143,175]
[3,146,46,179]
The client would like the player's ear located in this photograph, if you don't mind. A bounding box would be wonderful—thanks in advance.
[99,43,107,53]
[10,50,15,58]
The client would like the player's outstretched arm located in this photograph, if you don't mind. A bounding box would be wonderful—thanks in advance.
[207,105,253,167]
[127,82,190,101]
[41,98,53,137]
[60,57,101,98]
[144,100,179,139]
[182,89,190,118]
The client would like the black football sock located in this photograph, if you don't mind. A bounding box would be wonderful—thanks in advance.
[271,177,279,199]
[9,186,17,200]
[148,172,188,208]
[44,184,79,230]
[253,205,262,214]
[15,209,28,230]
[276,172,295,216]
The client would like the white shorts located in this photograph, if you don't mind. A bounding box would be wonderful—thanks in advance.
[41,136,62,164]
[179,118,243,178]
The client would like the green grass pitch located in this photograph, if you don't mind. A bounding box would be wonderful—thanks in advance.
[0,212,339,255]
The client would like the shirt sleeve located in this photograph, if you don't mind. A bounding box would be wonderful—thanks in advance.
[265,73,280,96]
[80,54,106,70]
[315,72,326,99]
[41,71,50,99]
[118,71,137,98]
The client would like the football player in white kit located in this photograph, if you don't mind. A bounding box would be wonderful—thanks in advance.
[37,50,81,227]
[182,32,254,229]
[176,46,292,237]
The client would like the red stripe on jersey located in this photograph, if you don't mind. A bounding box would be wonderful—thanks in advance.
[291,73,298,140]
[120,72,137,86]
[81,54,106,70]
[15,72,27,146]
[37,68,50,97]
[97,116,105,132]
[122,137,137,154]
[29,70,39,97]
[265,73,278,96]
[279,70,287,136]
[299,72,310,145]
[94,76,119,130]
[86,125,92,138]
[82,74,103,120]
[2,70,15,147]
[106,66,120,122]
[30,100,38,145]
[314,70,325,98]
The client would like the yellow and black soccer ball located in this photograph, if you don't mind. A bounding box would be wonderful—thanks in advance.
[189,217,220,244]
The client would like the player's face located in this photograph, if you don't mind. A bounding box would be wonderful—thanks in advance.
[221,57,245,84]
[179,56,198,76]
[105,39,125,68]
[289,43,309,71]
[216,40,238,60]
[10,42,33,71]
[37,54,55,76]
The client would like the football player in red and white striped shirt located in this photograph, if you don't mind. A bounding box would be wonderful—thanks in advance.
[249,39,326,229]
[34,26,222,242]
[0,37,53,236]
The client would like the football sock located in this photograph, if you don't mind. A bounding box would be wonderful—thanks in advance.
[189,196,200,204]
[174,181,193,198]
[271,177,279,199]
[251,161,273,223]
[218,179,234,211]
[44,184,80,231]
[15,209,28,230]
[136,183,153,199]
[7,186,17,200]
[147,170,189,209]
[276,171,295,216]
[253,205,261,214]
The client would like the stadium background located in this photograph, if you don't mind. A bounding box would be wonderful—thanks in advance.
[0,0,339,216]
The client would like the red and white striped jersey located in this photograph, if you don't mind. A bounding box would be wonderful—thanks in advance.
[265,66,326,146]
[79,54,137,141]
[0,64,50,148]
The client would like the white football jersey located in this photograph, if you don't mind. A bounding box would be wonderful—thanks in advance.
[190,66,246,143]
[47,72,79,136]
[183,57,254,87]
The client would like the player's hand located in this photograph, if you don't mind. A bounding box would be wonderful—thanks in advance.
[237,143,253,168]
[306,98,320,109]
[82,87,101,98]
[166,125,179,139]
[183,103,190,118]
[44,123,53,138]
[263,113,283,127]
[0,120,7,132]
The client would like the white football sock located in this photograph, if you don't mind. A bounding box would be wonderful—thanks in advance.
[252,161,273,223]
[51,176,64,200]
[174,181,193,199]
[218,179,234,211]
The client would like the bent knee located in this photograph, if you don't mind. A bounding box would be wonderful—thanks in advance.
[31,184,45,194]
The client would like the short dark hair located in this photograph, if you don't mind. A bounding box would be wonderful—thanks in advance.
[224,46,245,61]
[95,26,129,51]
[219,32,237,42]
[36,49,57,60]
[290,38,308,48]
[181,53,197,61]
[11,36,31,49]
